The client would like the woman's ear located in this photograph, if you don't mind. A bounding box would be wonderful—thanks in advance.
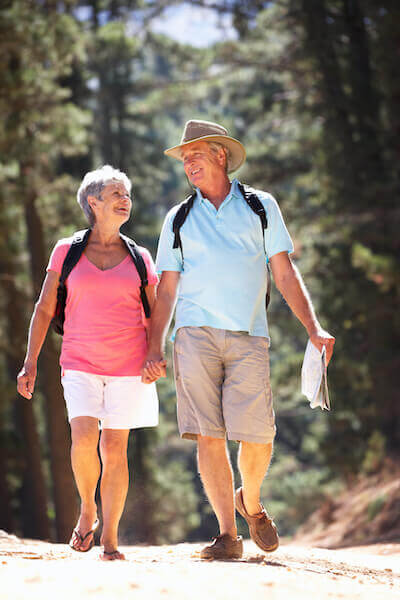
[87,195,98,211]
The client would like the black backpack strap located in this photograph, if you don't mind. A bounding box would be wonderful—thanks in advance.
[59,229,91,285]
[172,192,197,266]
[52,229,91,335]
[237,183,268,231]
[237,182,272,309]
[120,234,151,318]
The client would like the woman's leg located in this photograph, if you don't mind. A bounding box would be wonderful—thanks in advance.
[70,416,101,550]
[99,428,130,559]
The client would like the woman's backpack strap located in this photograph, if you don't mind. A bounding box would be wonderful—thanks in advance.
[120,234,151,318]
[52,229,91,335]
[59,229,91,285]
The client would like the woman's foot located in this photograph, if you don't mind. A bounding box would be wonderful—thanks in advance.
[69,516,99,552]
[100,548,126,561]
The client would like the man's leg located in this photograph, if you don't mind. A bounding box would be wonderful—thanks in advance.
[197,435,237,538]
[223,332,278,552]
[237,441,273,515]
[236,440,278,552]
[70,416,101,550]
[99,428,130,559]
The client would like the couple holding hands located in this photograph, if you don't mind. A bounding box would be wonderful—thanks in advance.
[17,120,334,561]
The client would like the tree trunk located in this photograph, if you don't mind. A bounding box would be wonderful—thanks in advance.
[23,185,78,542]
[299,0,360,196]
[342,0,385,192]
[0,424,14,534]
[126,429,157,544]
[0,193,50,538]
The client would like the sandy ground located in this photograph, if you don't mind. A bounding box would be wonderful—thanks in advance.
[0,532,399,600]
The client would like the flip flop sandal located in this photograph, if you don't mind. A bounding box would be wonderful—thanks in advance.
[69,518,99,553]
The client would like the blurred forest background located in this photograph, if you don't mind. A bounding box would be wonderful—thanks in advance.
[0,0,399,545]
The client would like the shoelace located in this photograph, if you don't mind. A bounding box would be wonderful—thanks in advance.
[253,507,273,523]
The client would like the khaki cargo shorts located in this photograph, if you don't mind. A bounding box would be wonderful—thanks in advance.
[173,326,276,444]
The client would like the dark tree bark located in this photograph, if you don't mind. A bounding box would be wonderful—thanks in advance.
[299,0,360,197]
[126,429,157,543]
[23,180,78,542]
[0,195,50,539]
[342,0,385,189]
[0,426,14,534]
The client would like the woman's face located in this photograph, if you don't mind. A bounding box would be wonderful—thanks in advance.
[90,180,132,226]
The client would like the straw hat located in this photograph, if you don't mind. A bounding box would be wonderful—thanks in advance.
[164,119,246,173]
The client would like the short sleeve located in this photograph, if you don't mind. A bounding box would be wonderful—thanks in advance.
[46,239,72,275]
[155,207,183,273]
[261,193,294,260]
[139,247,159,286]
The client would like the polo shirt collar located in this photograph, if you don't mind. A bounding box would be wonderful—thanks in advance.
[196,178,240,206]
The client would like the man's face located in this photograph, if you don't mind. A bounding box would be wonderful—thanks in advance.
[182,141,226,189]
[90,180,132,225]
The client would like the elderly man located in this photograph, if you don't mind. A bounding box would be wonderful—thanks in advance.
[142,120,335,559]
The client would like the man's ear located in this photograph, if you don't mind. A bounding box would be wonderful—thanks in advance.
[217,147,228,169]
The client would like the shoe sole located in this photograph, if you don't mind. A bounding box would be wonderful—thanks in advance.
[200,551,243,560]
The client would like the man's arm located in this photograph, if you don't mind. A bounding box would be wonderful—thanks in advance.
[269,251,335,363]
[17,270,59,398]
[141,270,181,382]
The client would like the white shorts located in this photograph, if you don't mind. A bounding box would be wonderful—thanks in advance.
[61,369,159,430]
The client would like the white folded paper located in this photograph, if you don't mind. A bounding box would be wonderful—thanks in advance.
[301,340,330,410]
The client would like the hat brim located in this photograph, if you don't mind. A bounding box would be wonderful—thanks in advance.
[164,134,246,174]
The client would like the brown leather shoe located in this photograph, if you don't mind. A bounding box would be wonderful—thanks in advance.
[235,487,279,552]
[200,533,243,560]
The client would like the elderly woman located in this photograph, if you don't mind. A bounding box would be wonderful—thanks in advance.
[17,165,159,560]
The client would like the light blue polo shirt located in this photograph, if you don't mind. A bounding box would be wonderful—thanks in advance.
[156,179,294,341]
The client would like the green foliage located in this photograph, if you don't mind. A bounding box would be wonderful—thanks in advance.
[362,431,387,476]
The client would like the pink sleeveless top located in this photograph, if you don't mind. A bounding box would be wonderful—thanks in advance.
[47,238,158,376]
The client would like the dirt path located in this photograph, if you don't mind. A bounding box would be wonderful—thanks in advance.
[0,532,399,599]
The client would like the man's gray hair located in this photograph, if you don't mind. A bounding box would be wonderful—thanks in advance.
[208,141,231,173]
[77,165,131,227]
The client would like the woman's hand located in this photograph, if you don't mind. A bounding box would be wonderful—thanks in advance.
[17,361,37,399]
[141,352,167,384]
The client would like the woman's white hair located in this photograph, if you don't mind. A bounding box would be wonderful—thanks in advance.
[77,165,131,227]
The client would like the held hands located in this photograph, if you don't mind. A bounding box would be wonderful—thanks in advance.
[309,327,335,365]
[17,362,37,399]
[141,351,167,384]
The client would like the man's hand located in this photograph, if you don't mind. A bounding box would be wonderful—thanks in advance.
[141,352,167,384]
[309,328,335,365]
[17,362,37,399]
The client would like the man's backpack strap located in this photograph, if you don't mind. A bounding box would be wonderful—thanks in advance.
[237,183,268,231]
[170,182,272,309]
[120,234,151,318]
[237,182,272,309]
[172,192,197,266]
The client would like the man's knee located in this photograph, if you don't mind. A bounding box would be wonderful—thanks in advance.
[198,435,226,450]
[240,440,273,453]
